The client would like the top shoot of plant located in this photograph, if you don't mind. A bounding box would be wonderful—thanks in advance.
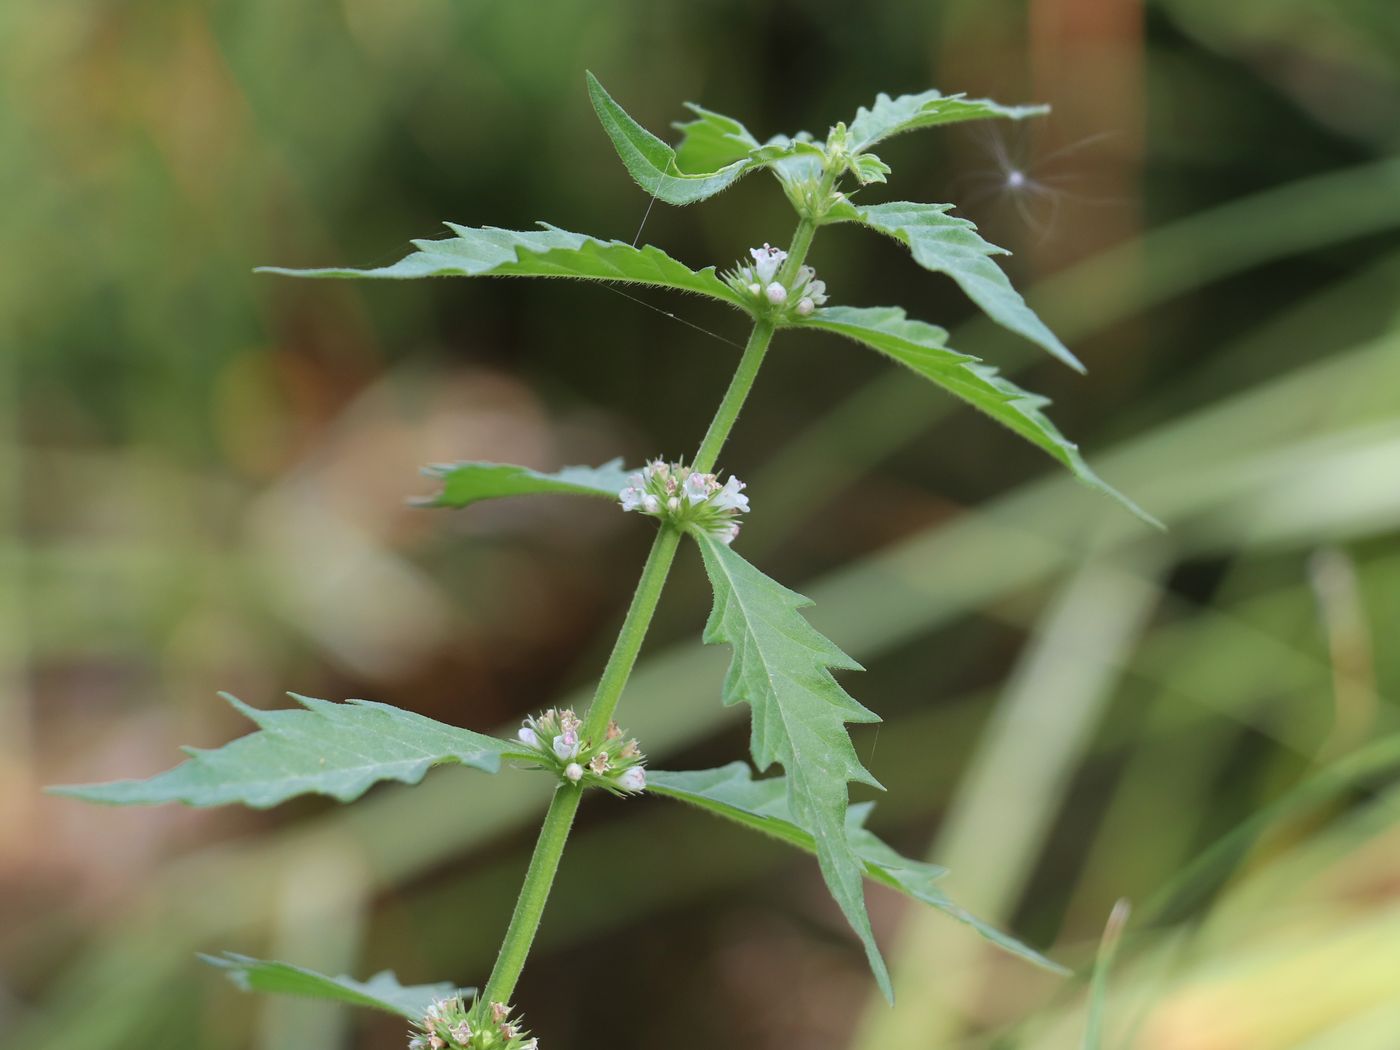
[51,72,1156,1048]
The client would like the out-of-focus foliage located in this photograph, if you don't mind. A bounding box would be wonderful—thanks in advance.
[4,2,1399,1050]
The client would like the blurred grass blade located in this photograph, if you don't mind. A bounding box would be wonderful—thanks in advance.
[48,694,511,808]
[1084,899,1130,1050]
[257,221,747,308]
[201,953,469,1020]
[1142,732,1400,926]
[421,459,633,508]
[793,305,1157,526]
[650,763,1067,973]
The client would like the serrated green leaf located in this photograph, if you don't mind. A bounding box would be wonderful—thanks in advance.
[257,222,748,309]
[851,152,892,185]
[846,89,1047,152]
[791,305,1160,527]
[201,953,469,1020]
[692,536,892,1000]
[48,694,510,808]
[672,102,762,174]
[649,763,1067,974]
[831,199,1083,371]
[587,71,764,205]
[421,459,633,509]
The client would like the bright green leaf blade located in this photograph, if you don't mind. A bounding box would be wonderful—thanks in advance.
[846,89,1047,152]
[692,537,893,1001]
[649,763,1067,975]
[587,71,760,205]
[200,953,469,1020]
[48,694,510,808]
[673,102,762,174]
[257,222,747,309]
[793,305,1160,527]
[422,459,633,509]
[832,200,1084,371]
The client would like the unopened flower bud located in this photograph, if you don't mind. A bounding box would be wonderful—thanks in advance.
[517,727,539,748]
[765,281,787,304]
[552,730,579,760]
[796,297,815,316]
[617,767,647,793]
[565,762,583,783]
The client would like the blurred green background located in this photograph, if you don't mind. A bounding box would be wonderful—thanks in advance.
[4,1,1399,1048]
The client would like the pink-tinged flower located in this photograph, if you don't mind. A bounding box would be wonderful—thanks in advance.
[750,243,787,284]
[617,766,647,793]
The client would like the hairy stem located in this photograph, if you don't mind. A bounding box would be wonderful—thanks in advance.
[479,190,830,1007]
[480,782,582,1006]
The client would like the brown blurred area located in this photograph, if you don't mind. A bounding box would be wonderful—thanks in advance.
[4,1,1400,1048]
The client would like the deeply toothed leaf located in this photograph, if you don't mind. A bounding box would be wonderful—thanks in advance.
[831,200,1082,371]
[588,72,763,205]
[846,89,1047,152]
[257,222,748,309]
[201,953,470,1019]
[649,763,1067,974]
[692,536,892,1000]
[422,459,634,508]
[49,694,510,808]
[673,102,762,174]
[790,305,1159,527]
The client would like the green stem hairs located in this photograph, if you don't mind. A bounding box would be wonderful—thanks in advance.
[52,72,1156,1049]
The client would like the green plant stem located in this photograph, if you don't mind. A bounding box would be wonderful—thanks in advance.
[479,185,831,1008]
[480,782,582,1005]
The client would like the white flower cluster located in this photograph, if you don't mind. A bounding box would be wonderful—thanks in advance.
[410,997,536,1050]
[619,459,748,545]
[515,708,646,794]
[723,244,829,318]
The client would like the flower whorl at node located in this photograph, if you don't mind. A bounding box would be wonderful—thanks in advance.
[514,708,647,795]
[723,244,829,321]
[618,460,748,545]
[409,998,537,1050]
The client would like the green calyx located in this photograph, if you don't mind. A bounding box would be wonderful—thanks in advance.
[410,997,537,1050]
[512,708,648,795]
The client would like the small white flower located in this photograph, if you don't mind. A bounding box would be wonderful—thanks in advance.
[750,243,787,284]
[517,726,539,748]
[719,522,740,545]
[617,766,646,792]
[641,493,661,514]
[765,282,787,304]
[552,730,579,760]
[682,472,711,505]
[796,298,814,316]
[711,475,749,513]
[565,762,583,782]
[619,486,644,511]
